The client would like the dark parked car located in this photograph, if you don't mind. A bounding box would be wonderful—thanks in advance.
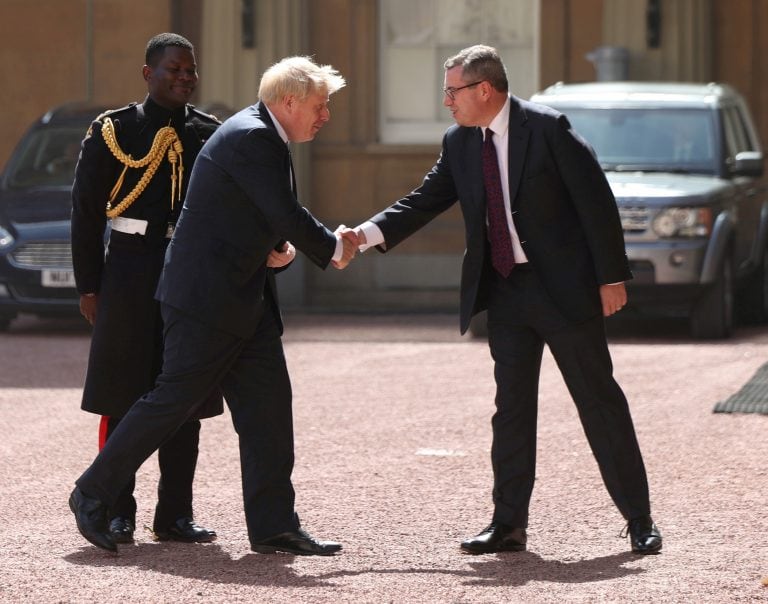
[0,103,105,330]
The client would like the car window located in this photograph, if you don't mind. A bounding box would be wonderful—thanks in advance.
[6,127,84,190]
[722,105,752,157]
[549,106,717,173]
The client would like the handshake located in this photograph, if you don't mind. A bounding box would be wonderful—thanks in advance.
[266,225,367,270]
[332,225,366,270]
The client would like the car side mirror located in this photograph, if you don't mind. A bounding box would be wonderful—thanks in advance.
[730,151,764,177]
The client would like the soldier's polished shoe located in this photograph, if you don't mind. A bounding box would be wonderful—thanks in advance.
[460,523,527,554]
[625,515,662,554]
[154,517,217,543]
[69,486,116,552]
[109,517,135,544]
[251,528,342,556]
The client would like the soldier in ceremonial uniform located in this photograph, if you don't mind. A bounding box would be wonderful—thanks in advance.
[71,33,224,544]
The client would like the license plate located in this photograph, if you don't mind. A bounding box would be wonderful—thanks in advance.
[41,270,76,288]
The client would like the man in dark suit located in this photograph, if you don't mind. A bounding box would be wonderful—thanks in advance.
[71,32,222,545]
[69,55,356,555]
[353,45,662,555]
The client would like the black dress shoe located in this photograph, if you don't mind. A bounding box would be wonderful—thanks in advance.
[626,515,662,554]
[109,517,135,544]
[68,486,116,552]
[460,523,527,554]
[251,528,342,556]
[154,517,217,543]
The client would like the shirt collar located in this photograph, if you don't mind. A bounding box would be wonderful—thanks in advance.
[143,95,187,130]
[485,96,511,139]
[264,105,289,144]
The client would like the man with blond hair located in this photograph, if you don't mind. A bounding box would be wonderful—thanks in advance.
[69,56,357,556]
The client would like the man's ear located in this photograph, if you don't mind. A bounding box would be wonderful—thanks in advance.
[284,95,296,111]
[142,65,152,82]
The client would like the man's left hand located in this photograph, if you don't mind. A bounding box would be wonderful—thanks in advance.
[600,282,627,316]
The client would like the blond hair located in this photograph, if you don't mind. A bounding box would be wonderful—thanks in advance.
[258,56,346,104]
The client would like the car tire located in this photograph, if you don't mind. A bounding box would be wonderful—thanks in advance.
[737,244,768,324]
[690,255,734,339]
[0,315,12,332]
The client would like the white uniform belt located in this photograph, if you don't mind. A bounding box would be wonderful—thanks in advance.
[111,216,175,238]
[111,216,147,235]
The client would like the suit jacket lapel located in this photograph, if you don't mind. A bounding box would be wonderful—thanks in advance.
[255,101,295,194]
[468,128,485,211]
[507,97,530,210]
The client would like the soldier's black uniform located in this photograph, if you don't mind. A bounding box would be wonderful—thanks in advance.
[71,96,223,534]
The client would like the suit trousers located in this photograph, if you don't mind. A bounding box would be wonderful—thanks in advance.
[104,416,200,530]
[77,301,298,543]
[485,264,650,527]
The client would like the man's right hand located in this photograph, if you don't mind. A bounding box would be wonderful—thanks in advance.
[79,294,98,325]
[332,226,359,269]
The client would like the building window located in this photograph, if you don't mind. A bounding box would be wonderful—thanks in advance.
[241,0,256,49]
[379,0,539,144]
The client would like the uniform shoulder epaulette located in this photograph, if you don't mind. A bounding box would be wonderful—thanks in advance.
[86,103,138,138]
[94,102,138,123]
[188,104,222,124]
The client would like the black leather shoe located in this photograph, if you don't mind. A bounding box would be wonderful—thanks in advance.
[154,517,217,543]
[68,486,116,552]
[460,523,527,554]
[626,515,662,554]
[251,528,342,556]
[109,517,135,544]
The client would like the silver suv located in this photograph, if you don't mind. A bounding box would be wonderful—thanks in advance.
[531,82,767,338]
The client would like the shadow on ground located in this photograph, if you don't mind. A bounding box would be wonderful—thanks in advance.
[64,544,643,588]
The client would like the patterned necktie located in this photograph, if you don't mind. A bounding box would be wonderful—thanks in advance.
[482,128,515,277]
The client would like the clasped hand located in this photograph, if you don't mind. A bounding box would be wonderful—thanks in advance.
[331,225,363,269]
[268,226,365,271]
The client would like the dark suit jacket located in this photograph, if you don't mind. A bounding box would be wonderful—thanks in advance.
[369,96,631,334]
[156,102,337,338]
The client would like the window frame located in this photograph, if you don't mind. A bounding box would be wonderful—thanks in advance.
[377,0,540,144]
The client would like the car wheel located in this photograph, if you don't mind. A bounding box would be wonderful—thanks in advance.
[0,316,13,332]
[690,255,734,339]
[737,244,768,324]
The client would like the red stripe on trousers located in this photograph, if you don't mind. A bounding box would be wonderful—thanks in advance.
[98,415,110,450]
